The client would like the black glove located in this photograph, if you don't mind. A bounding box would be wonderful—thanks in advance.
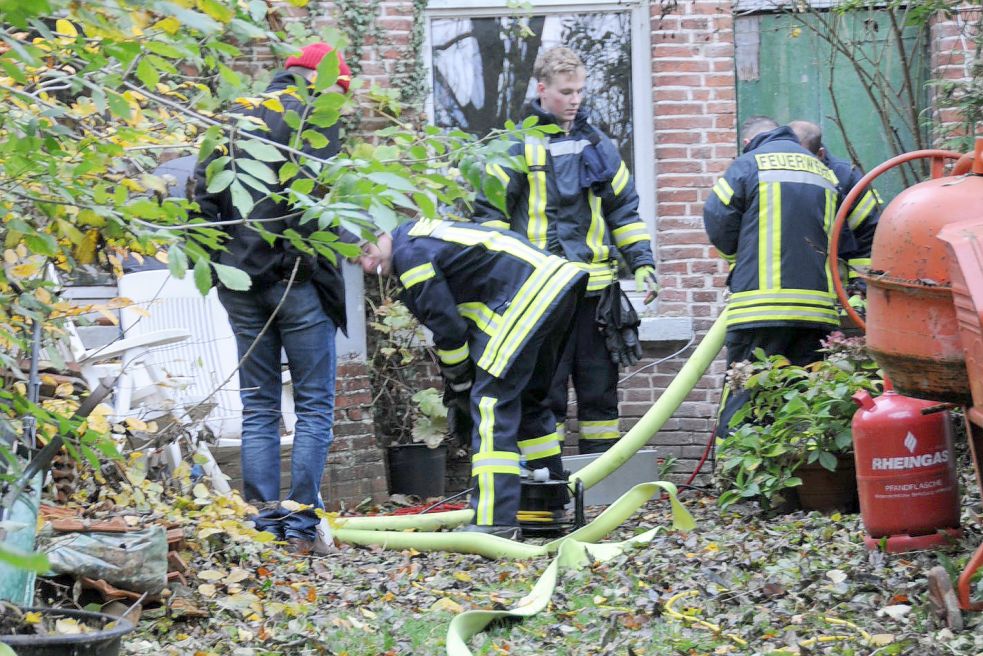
[595,282,642,368]
[440,359,474,446]
[443,385,473,446]
[439,359,474,394]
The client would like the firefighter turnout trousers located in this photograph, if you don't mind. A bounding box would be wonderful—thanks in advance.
[715,326,832,439]
[468,286,581,527]
[548,294,621,455]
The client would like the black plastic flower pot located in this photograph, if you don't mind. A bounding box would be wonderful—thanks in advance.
[387,444,448,498]
[0,606,134,656]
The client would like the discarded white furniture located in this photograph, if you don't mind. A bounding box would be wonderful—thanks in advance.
[115,270,297,442]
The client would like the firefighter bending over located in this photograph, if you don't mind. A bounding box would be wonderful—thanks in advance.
[355,219,587,539]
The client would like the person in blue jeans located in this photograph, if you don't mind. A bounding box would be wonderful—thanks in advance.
[194,43,353,555]
[216,282,337,554]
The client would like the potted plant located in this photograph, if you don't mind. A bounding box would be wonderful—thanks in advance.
[367,291,455,498]
[716,332,883,511]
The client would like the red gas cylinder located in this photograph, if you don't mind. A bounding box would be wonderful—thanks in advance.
[852,389,961,552]
[864,143,983,404]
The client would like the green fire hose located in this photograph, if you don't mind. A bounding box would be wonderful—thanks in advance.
[333,311,727,536]
[334,480,695,559]
[446,523,677,656]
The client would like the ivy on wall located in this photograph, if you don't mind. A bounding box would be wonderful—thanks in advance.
[331,0,381,77]
[393,0,430,113]
[330,0,382,132]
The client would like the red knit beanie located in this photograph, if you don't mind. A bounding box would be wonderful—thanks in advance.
[284,43,352,93]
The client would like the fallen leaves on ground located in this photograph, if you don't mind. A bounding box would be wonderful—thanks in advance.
[37,449,983,655]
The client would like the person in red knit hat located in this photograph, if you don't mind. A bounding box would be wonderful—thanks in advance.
[284,42,352,93]
[193,42,355,557]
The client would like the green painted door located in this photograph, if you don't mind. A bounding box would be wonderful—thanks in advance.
[735,10,929,203]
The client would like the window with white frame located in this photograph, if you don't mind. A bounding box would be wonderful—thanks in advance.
[423,0,655,238]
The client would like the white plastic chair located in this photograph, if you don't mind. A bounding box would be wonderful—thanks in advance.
[116,271,284,437]
[114,270,297,443]
[56,284,234,492]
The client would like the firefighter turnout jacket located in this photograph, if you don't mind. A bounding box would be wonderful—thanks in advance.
[472,101,655,294]
[703,126,850,330]
[391,219,587,378]
[822,149,881,276]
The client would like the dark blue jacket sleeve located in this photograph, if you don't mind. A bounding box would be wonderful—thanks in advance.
[703,159,749,266]
[593,132,654,271]
[838,165,880,266]
[394,242,470,365]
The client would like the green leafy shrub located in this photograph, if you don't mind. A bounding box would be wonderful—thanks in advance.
[366,291,449,449]
[716,332,883,509]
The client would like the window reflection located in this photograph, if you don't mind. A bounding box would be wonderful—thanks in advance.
[430,12,634,165]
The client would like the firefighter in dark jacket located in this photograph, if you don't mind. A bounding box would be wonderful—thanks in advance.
[788,120,881,278]
[194,43,353,556]
[704,116,857,437]
[471,47,658,454]
[355,219,587,539]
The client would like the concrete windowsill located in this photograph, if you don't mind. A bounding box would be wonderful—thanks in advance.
[625,291,694,343]
[638,315,693,343]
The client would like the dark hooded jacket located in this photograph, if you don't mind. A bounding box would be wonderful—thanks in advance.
[392,219,586,379]
[471,101,654,295]
[194,69,347,330]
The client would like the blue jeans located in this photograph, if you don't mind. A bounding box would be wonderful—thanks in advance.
[218,281,337,541]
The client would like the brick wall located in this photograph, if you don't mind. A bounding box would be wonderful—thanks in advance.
[929,4,982,144]
[262,0,735,486]
[323,359,388,509]
[639,0,737,482]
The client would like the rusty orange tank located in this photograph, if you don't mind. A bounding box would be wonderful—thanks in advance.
[865,140,983,403]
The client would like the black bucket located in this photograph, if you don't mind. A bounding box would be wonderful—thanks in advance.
[0,606,135,656]
[387,444,447,498]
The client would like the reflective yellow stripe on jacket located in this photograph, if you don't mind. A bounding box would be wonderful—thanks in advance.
[612,221,650,249]
[574,260,617,293]
[611,161,630,196]
[436,343,469,365]
[712,177,734,205]
[846,257,871,279]
[457,302,503,336]
[410,219,548,268]
[757,180,782,290]
[585,190,609,263]
[580,185,617,292]
[525,138,548,249]
[408,220,581,377]
[727,289,840,327]
[478,256,582,377]
[399,262,436,289]
[847,189,879,230]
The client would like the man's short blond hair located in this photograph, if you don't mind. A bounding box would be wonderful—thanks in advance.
[533,47,585,85]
